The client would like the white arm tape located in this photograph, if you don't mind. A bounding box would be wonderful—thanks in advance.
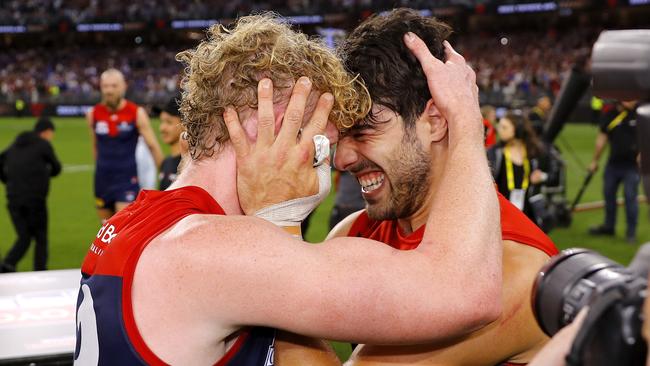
[254,162,331,227]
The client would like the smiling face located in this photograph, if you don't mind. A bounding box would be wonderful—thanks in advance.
[334,105,431,220]
[159,111,183,146]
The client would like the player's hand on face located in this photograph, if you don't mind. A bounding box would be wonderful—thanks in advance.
[403,33,482,144]
[223,77,334,215]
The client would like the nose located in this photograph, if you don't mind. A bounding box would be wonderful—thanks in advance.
[333,135,358,171]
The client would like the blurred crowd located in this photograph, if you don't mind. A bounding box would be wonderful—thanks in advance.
[0,46,181,105]
[461,28,596,107]
[0,0,459,24]
[0,27,597,107]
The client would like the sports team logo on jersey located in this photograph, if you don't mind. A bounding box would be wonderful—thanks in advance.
[95,121,109,135]
[117,121,134,132]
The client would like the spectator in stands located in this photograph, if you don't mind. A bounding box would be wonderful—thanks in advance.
[0,118,61,272]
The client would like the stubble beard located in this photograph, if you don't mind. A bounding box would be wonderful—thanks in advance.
[366,131,431,222]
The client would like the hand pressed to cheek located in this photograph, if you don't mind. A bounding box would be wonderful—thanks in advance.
[238,105,286,142]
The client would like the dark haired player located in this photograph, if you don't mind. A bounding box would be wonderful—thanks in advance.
[331,9,559,365]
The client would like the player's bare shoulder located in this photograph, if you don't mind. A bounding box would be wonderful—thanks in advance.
[327,209,365,239]
[502,239,553,276]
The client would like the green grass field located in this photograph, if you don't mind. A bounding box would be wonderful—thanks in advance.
[0,117,648,360]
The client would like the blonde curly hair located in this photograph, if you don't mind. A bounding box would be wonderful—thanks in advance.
[176,13,371,160]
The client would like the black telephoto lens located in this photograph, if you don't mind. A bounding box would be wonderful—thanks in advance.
[532,248,647,366]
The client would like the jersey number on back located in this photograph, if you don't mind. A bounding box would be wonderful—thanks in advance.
[75,284,100,365]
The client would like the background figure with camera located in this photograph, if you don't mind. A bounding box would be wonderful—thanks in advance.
[528,29,650,366]
[488,111,554,231]
[531,246,649,366]
[587,100,640,244]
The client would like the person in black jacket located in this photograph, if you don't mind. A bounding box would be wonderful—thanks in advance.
[588,100,640,243]
[0,118,61,272]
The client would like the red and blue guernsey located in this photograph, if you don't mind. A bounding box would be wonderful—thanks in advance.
[92,101,140,207]
[75,186,276,365]
[348,192,558,366]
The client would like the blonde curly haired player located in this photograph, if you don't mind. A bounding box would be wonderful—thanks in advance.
[176,14,371,160]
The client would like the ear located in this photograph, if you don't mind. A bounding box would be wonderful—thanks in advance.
[418,99,447,143]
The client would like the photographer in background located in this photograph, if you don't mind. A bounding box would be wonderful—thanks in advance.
[588,100,640,244]
[0,118,61,272]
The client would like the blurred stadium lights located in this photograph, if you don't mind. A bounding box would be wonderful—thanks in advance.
[497,1,558,14]
[76,23,123,32]
[171,19,219,29]
[283,15,324,24]
[0,25,26,34]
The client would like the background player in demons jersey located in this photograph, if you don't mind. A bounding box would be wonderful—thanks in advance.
[76,14,502,365]
[329,9,558,365]
[86,68,163,222]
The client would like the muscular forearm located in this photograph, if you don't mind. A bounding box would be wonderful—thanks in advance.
[420,116,502,330]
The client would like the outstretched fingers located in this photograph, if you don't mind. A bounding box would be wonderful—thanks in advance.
[257,78,276,147]
[403,32,444,80]
[442,40,466,66]
[223,106,250,158]
[299,92,334,148]
[276,77,313,147]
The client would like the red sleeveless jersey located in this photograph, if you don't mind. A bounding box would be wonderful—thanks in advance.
[92,100,140,174]
[76,186,276,365]
[348,192,557,257]
[92,100,138,138]
[348,192,557,366]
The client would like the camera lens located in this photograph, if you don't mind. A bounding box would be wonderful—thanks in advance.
[532,248,632,336]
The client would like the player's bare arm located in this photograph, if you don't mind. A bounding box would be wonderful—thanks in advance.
[136,106,164,168]
[216,50,502,341]
[86,107,97,160]
[347,241,551,366]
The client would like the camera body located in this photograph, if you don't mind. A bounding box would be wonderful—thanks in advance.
[531,29,650,365]
[533,248,647,366]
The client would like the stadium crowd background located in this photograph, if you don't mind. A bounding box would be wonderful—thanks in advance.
[1,0,648,115]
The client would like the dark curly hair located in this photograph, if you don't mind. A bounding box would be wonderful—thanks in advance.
[339,8,452,129]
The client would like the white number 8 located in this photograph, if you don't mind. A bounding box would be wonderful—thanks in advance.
[75,284,100,365]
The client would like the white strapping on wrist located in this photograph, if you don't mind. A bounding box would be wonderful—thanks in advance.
[254,162,331,229]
